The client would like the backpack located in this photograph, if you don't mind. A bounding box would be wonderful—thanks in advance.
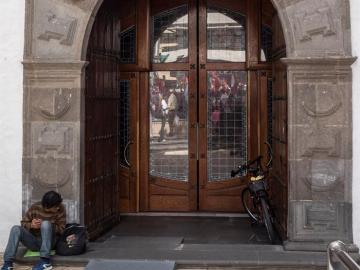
[55,223,88,256]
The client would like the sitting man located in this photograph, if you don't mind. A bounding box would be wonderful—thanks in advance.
[1,191,66,270]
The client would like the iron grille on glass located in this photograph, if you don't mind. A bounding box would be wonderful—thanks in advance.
[207,71,247,181]
[118,80,130,167]
[149,71,189,181]
[207,6,246,62]
[152,5,188,63]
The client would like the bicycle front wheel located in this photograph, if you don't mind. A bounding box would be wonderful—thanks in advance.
[241,187,260,223]
[260,197,277,243]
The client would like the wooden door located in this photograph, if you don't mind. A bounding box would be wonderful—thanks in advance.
[144,0,198,211]
[85,4,121,238]
[198,0,250,211]
[269,13,288,239]
[142,0,275,212]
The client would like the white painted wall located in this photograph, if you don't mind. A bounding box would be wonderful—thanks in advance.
[0,0,25,251]
[351,0,360,247]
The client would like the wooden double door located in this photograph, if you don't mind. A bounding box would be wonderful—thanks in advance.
[141,0,271,212]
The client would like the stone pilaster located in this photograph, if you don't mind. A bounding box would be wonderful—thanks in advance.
[23,61,87,223]
[283,57,356,251]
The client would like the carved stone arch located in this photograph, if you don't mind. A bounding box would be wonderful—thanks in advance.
[80,0,105,60]
[23,0,355,251]
[270,0,294,56]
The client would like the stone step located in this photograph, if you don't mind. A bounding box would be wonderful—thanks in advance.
[85,259,175,270]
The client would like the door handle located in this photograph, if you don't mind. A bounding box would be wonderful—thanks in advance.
[124,140,134,167]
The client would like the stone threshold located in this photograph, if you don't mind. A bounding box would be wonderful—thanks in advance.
[14,244,332,269]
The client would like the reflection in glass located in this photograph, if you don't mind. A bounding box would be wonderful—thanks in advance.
[118,80,131,167]
[261,24,272,62]
[152,5,188,63]
[149,71,189,181]
[207,6,246,62]
[207,71,247,181]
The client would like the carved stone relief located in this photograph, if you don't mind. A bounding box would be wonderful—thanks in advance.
[301,128,341,158]
[282,0,350,57]
[31,157,73,188]
[305,203,337,231]
[291,201,351,242]
[31,123,74,158]
[275,0,305,9]
[37,11,78,46]
[32,88,73,120]
[295,6,336,42]
[28,0,90,59]
[304,159,344,200]
[291,70,351,126]
[62,0,98,11]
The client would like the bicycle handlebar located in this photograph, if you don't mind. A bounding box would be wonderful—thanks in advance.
[231,156,263,177]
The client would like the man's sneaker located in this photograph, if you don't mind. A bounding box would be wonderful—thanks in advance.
[32,258,53,270]
[0,261,13,270]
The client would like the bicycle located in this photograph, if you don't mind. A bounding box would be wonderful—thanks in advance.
[231,155,277,243]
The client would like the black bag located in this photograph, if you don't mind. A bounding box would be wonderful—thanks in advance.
[55,223,88,256]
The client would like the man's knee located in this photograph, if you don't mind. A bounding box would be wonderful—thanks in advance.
[40,221,52,231]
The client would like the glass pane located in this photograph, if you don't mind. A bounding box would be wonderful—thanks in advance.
[149,71,189,181]
[152,5,188,63]
[261,24,272,62]
[207,71,247,181]
[118,80,131,167]
[207,6,246,62]
[120,26,136,64]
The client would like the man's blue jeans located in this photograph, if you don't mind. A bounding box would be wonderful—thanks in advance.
[3,221,54,262]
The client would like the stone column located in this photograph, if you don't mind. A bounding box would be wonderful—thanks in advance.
[23,61,87,223]
[283,57,355,251]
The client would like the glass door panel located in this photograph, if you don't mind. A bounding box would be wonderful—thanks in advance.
[152,5,189,63]
[207,6,246,62]
[207,71,247,181]
[149,71,189,181]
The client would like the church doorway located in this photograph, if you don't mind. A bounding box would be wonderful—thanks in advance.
[84,0,287,239]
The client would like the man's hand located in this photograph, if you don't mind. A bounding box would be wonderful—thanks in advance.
[30,218,42,229]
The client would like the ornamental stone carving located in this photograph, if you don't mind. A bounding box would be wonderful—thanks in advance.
[33,88,73,120]
[300,84,342,118]
[32,123,74,158]
[62,0,96,11]
[295,6,336,42]
[38,11,78,46]
[31,157,72,188]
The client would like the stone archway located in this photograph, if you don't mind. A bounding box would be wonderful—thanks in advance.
[23,0,355,251]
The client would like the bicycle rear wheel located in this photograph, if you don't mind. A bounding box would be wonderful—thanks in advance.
[241,187,260,223]
[260,197,277,243]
